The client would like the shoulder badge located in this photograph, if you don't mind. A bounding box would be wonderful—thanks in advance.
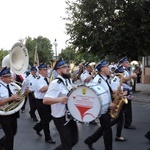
[98,78,101,83]
[56,78,65,85]
[113,78,117,82]
[57,79,61,84]
[37,76,40,79]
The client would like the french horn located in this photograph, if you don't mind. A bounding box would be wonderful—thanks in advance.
[0,42,29,115]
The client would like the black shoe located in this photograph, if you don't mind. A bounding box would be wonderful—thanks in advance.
[115,137,127,142]
[84,139,95,150]
[33,127,42,136]
[124,125,136,129]
[90,120,98,125]
[145,133,150,141]
[21,109,25,113]
[45,138,56,144]
[32,118,38,122]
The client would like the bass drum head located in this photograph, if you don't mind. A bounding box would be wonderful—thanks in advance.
[67,85,101,123]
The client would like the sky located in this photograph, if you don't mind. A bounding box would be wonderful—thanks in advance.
[0,0,69,54]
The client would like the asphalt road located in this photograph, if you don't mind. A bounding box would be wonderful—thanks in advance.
[0,101,150,150]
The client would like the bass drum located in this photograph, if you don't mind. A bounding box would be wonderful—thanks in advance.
[67,84,108,124]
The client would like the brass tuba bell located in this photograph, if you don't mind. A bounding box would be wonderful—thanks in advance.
[2,42,29,75]
[0,42,29,116]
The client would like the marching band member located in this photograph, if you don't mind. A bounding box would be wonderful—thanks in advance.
[22,66,38,122]
[0,67,22,150]
[118,57,137,129]
[33,64,55,144]
[80,63,98,125]
[110,66,127,141]
[80,63,96,85]
[84,60,116,150]
[43,59,79,150]
[72,63,84,84]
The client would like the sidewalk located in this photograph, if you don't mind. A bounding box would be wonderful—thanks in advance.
[133,83,150,103]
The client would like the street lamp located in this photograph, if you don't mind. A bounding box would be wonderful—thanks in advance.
[53,39,58,60]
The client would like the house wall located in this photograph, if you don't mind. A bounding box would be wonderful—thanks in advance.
[141,57,150,84]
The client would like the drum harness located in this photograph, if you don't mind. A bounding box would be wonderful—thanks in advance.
[55,77,74,126]
[98,74,114,102]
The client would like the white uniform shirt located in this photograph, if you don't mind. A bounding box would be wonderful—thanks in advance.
[80,70,93,85]
[34,75,48,99]
[44,75,73,118]
[122,67,132,90]
[0,80,21,109]
[22,74,36,92]
[92,74,112,114]
[111,76,123,91]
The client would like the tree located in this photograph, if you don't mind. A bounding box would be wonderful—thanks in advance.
[65,0,150,61]
[25,36,53,66]
[0,49,9,66]
[60,45,100,63]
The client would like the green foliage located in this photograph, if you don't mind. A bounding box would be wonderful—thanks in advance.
[65,0,150,61]
[0,49,9,66]
[60,45,101,64]
[25,36,53,66]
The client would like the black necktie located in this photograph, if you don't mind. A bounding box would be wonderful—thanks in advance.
[7,84,13,97]
[99,74,114,101]
[65,80,68,86]
[44,78,49,85]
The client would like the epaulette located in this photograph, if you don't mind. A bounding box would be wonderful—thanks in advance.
[37,76,40,79]
[113,78,117,82]
[55,78,65,85]
[98,78,101,83]
[82,71,86,74]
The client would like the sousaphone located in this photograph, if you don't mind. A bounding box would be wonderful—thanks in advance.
[2,42,29,75]
[0,42,29,115]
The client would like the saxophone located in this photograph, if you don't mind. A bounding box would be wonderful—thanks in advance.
[110,73,128,119]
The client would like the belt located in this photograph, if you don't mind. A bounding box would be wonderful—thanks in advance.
[35,98,43,101]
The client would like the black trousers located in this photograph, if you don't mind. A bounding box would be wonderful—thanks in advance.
[111,109,124,137]
[0,114,18,150]
[123,99,132,127]
[34,99,52,140]
[53,116,78,150]
[28,93,37,119]
[21,96,28,111]
[85,112,112,150]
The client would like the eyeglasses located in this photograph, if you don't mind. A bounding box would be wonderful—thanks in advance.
[2,75,12,78]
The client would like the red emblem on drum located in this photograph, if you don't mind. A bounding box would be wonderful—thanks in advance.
[75,104,95,121]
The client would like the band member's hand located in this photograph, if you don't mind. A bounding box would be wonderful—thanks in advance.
[60,96,68,104]
[131,73,137,78]
[11,94,22,101]
[24,88,30,96]
[109,102,117,110]
[126,95,134,100]
[123,90,128,96]
[92,70,97,76]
